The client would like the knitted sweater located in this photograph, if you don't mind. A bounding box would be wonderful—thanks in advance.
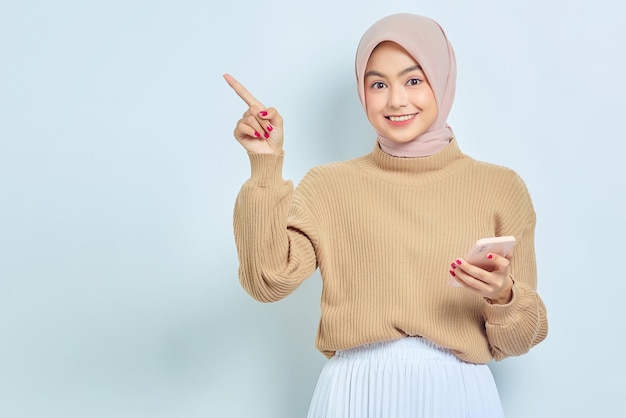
[233,139,548,363]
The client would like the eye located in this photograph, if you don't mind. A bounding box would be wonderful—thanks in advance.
[407,78,422,86]
[370,81,387,90]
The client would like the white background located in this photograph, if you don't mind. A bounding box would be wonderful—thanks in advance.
[1,0,624,417]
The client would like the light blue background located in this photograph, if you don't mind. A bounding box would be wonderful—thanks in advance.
[1,1,624,417]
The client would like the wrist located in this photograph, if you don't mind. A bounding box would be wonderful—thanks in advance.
[485,292,512,305]
[485,276,514,305]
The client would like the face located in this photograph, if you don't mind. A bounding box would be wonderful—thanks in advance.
[364,41,438,144]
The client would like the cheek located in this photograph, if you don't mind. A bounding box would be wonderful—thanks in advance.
[415,88,435,105]
[364,92,373,110]
[364,95,379,119]
[422,89,438,112]
[414,90,438,122]
[365,93,385,113]
[365,107,378,127]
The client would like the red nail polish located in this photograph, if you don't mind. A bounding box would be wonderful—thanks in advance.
[449,270,456,277]
[456,259,462,265]
[254,131,260,138]
[487,254,493,259]
[450,263,456,269]
[266,124,273,132]
[260,110,268,117]
[263,132,269,139]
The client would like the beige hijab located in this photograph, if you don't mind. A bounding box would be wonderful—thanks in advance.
[355,13,457,157]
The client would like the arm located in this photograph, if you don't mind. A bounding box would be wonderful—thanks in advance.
[451,172,548,360]
[225,73,317,302]
[233,153,317,302]
[482,217,548,360]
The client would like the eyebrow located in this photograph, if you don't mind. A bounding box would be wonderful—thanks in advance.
[365,65,423,78]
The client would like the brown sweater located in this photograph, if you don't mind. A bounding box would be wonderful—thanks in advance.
[233,139,548,363]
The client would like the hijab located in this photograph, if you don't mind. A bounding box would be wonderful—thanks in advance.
[355,13,457,157]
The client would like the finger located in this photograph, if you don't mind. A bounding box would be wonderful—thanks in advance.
[235,123,262,140]
[257,107,282,123]
[256,107,283,134]
[223,73,264,108]
[450,268,487,292]
[486,253,511,273]
[453,258,490,283]
[240,107,274,139]
[452,258,478,275]
[236,115,266,140]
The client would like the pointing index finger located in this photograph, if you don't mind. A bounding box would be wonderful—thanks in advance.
[223,73,264,108]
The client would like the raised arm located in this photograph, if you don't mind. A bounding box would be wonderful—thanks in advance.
[224,74,317,302]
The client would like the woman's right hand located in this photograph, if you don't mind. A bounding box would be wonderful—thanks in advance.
[223,73,284,155]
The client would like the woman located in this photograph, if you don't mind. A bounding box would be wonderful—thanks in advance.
[224,13,548,417]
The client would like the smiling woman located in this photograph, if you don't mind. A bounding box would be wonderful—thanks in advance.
[363,41,439,147]
[225,12,547,418]
[355,14,457,159]
[2,0,625,417]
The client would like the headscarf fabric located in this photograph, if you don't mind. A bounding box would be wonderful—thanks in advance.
[355,13,457,157]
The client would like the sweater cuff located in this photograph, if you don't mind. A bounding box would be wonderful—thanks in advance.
[483,281,528,325]
[247,152,285,186]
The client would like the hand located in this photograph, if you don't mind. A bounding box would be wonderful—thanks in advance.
[449,252,513,305]
[223,73,284,155]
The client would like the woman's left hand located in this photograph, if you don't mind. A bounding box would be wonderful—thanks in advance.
[450,253,513,305]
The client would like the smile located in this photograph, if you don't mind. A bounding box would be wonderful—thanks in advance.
[387,114,416,122]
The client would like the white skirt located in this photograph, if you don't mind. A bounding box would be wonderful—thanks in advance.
[307,337,504,418]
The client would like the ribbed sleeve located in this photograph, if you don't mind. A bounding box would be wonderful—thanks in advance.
[233,152,317,302]
[484,281,548,359]
[232,140,548,363]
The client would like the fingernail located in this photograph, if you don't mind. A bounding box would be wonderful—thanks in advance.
[487,254,493,259]
[254,131,260,138]
[450,263,457,269]
[266,124,273,132]
[456,259,462,265]
[263,132,269,139]
[259,110,268,117]
[449,270,456,277]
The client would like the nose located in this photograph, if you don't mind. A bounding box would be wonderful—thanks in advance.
[388,84,408,109]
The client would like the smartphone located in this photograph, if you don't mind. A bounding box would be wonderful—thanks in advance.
[464,236,516,270]
[449,236,516,286]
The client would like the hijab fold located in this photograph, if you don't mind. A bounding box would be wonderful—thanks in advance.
[355,14,457,157]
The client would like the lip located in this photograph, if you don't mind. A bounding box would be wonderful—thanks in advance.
[385,113,417,126]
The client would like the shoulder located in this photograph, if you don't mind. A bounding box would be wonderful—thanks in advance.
[300,157,364,184]
[292,157,365,207]
[310,156,364,174]
[464,157,535,216]
[466,157,529,188]
[466,156,517,175]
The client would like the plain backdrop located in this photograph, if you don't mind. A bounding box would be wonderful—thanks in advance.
[1,0,624,417]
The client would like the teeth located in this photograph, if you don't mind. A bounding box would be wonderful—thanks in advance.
[388,114,415,122]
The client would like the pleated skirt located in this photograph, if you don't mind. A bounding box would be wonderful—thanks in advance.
[307,337,504,418]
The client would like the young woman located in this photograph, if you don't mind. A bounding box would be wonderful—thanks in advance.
[224,13,547,418]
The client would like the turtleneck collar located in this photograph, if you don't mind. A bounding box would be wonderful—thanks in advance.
[356,137,468,186]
